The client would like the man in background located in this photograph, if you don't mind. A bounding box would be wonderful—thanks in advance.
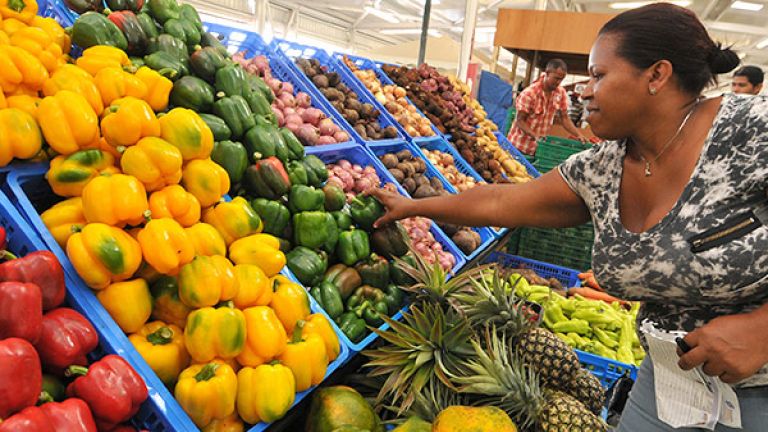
[731,65,763,95]
[507,59,587,156]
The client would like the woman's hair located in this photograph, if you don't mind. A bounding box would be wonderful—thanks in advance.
[599,3,740,95]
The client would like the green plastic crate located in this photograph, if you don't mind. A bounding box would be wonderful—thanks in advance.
[517,225,594,271]
[533,136,592,173]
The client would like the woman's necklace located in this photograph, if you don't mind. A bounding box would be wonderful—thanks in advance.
[636,100,699,177]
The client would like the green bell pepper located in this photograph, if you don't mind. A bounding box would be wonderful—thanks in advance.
[383,284,404,314]
[301,155,329,188]
[242,116,282,162]
[136,12,160,39]
[390,253,416,286]
[370,223,408,259]
[190,46,228,82]
[354,253,390,289]
[293,211,337,250]
[107,0,143,12]
[286,246,328,286]
[106,10,147,56]
[163,17,201,50]
[147,0,180,23]
[251,198,290,237]
[71,12,128,51]
[332,211,353,231]
[215,64,247,97]
[199,114,231,141]
[179,4,203,32]
[143,50,188,79]
[169,75,214,111]
[61,0,102,14]
[200,31,229,58]
[336,311,366,343]
[246,74,274,103]
[129,56,145,68]
[323,184,346,212]
[278,128,305,161]
[323,264,362,300]
[243,157,291,200]
[337,229,370,266]
[286,160,308,186]
[310,281,343,319]
[347,286,389,327]
[349,195,385,232]
[147,34,188,60]
[243,88,273,120]
[213,94,255,141]
[289,185,325,213]
[210,140,248,186]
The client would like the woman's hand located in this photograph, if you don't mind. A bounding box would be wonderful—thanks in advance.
[366,188,414,228]
[678,310,768,383]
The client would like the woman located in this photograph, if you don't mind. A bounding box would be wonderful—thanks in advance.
[371,4,768,431]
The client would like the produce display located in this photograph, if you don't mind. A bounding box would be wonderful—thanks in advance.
[340,55,435,138]
[232,52,352,146]
[423,148,482,192]
[294,57,400,141]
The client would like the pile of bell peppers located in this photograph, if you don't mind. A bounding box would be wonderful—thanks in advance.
[0,230,149,431]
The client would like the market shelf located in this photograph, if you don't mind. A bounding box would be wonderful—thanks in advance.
[7,163,351,432]
[270,38,407,147]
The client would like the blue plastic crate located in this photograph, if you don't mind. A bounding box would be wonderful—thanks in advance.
[481,251,581,288]
[332,52,443,142]
[410,136,486,186]
[367,141,495,263]
[575,349,638,388]
[270,39,406,146]
[38,0,79,27]
[202,22,269,57]
[495,132,541,179]
[6,164,350,432]
[304,144,465,352]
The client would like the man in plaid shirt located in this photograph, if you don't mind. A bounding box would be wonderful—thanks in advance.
[508,59,587,155]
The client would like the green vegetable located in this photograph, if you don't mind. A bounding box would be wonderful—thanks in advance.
[288,185,325,213]
[293,211,337,251]
[337,229,370,266]
[147,34,188,60]
[107,10,147,56]
[215,64,247,97]
[242,116,282,162]
[336,311,366,342]
[147,0,180,23]
[246,74,274,103]
[286,246,328,286]
[198,114,231,141]
[179,3,203,32]
[190,46,228,82]
[347,286,389,326]
[369,223,408,259]
[143,51,189,79]
[243,157,291,200]
[323,264,361,300]
[210,140,248,186]
[383,284,404,314]
[322,184,345,212]
[200,31,228,58]
[106,0,144,13]
[169,75,214,111]
[331,211,353,231]
[71,12,128,50]
[251,198,290,237]
[286,160,308,186]
[551,318,591,335]
[390,253,416,286]
[278,128,305,161]
[593,326,619,349]
[354,254,389,289]
[301,155,328,188]
[213,94,255,141]
[243,89,273,119]
[310,281,343,319]
[349,195,384,232]
[136,13,160,39]
[163,17,200,50]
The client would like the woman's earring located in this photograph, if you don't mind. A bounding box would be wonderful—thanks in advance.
[649,87,657,95]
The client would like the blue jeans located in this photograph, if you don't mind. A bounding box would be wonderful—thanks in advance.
[617,359,768,431]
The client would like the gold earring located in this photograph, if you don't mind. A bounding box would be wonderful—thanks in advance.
[649,87,657,95]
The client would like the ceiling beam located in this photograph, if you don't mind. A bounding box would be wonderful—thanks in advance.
[704,20,768,37]
[355,19,497,31]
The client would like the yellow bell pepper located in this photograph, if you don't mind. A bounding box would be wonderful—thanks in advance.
[30,16,70,54]
[135,66,171,112]
[148,187,199,231]
[175,361,238,429]
[101,97,161,149]
[236,363,295,425]
[232,264,271,309]
[94,67,147,107]
[0,44,47,92]
[184,306,246,363]
[6,94,40,118]
[137,218,194,276]
[10,26,61,73]
[0,107,42,166]
[0,0,38,24]
[46,149,119,197]
[228,234,285,277]
[236,306,287,368]
[150,276,191,329]
[202,413,245,432]
[129,321,189,386]
[96,278,152,333]
[277,320,328,392]
[38,90,100,155]
[185,222,226,257]
[120,137,182,192]
[304,313,341,362]
[181,158,230,209]
[0,91,6,109]
[158,108,213,161]
[178,255,237,308]
[40,197,85,249]
[75,45,130,76]
[270,274,311,334]
[1,18,26,35]
[42,64,103,115]
[192,357,240,374]
[66,223,142,289]
[202,197,263,246]
[81,173,149,227]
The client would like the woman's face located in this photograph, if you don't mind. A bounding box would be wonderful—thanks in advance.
[582,34,648,140]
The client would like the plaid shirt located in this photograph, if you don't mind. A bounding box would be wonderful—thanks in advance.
[507,75,569,155]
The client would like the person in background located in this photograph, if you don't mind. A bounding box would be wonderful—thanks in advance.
[732,65,763,95]
[507,58,587,156]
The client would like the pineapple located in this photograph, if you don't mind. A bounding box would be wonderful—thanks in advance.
[452,330,607,432]
[517,327,581,390]
[563,369,606,416]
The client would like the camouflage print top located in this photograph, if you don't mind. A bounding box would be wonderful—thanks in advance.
[559,93,768,387]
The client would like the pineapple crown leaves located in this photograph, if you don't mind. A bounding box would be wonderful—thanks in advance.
[384,379,470,424]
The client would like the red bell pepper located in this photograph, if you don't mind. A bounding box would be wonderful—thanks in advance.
[66,355,148,431]
[0,251,66,310]
[0,398,99,432]
[0,338,42,419]
[34,308,98,374]
[0,225,7,252]
[0,281,43,343]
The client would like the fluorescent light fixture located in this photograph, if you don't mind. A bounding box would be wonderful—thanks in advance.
[380,28,442,37]
[731,0,764,10]
[609,1,690,9]
[364,6,400,23]
[757,37,768,49]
